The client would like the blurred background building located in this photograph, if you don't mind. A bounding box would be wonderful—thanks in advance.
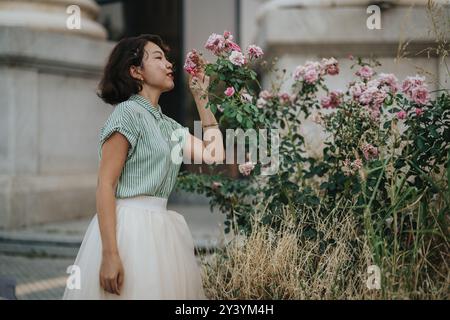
[0,0,448,230]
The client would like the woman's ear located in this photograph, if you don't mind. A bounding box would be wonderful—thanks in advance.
[129,65,143,81]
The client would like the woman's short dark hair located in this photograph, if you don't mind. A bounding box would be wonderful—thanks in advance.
[97,34,171,105]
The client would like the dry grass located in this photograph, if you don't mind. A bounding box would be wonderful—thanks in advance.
[200,205,449,300]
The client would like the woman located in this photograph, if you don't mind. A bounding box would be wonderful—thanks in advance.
[63,34,224,299]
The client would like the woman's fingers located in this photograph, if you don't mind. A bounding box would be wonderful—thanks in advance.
[117,271,124,295]
[111,277,119,295]
[100,277,105,292]
[103,278,112,294]
[100,275,117,295]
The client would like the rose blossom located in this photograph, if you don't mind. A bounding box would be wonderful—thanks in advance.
[293,61,321,84]
[378,73,399,93]
[227,41,242,53]
[256,97,267,109]
[401,75,425,94]
[401,75,430,105]
[229,50,246,66]
[225,87,235,97]
[369,107,381,121]
[343,158,363,176]
[321,57,339,76]
[205,31,242,56]
[356,66,374,80]
[278,92,293,105]
[359,82,388,109]
[204,33,227,55]
[411,86,430,105]
[349,81,366,99]
[352,159,363,170]
[240,88,253,103]
[396,110,407,120]
[238,161,255,176]
[304,66,320,83]
[415,107,424,116]
[259,90,273,100]
[246,45,264,60]
[321,90,344,109]
[184,49,202,76]
[361,144,379,160]
[223,30,232,40]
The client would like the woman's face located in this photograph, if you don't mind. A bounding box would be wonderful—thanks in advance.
[132,41,174,92]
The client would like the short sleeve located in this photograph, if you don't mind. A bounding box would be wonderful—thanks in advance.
[168,118,189,150]
[98,106,140,160]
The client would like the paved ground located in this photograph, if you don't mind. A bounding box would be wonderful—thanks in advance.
[0,201,232,300]
[0,254,74,300]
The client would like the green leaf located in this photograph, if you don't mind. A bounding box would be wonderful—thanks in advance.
[259,114,265,122]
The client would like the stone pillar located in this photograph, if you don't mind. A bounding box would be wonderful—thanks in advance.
[0,0,115,229]
[254,0,449,155]
[0,0,106,39]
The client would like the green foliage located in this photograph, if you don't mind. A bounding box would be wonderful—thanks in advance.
[177,55,449,296]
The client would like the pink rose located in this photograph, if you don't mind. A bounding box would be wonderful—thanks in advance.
[321,96,332,109]
[256,97,267,109]
[342,158,363,176]
[378,73,399,93]
[321,90,343,109]
[304,69,319,84]
[352,159,363,170]
[204,33,227,56]
[396,110,407,120]
[361,144,379,160]
[415,107,424,116]
[278,92,293,105]
[229,50,246,66]
[238,161,255,176]
[359,82,388,109]
[259,90,273,100]
[293,61,321,84]
[401,75,430,105]
[369,108,381,121]
[356,66,374,80]
[321,57,339,76]
[349,81,366,99]
[227,41,242,53]
[401,75,425,94]
[411,86,430,105]
[240,88,253,103]
[184,49,202,76]
[246,45,264,60]
[223,30,232,39]
[225,87,235,97]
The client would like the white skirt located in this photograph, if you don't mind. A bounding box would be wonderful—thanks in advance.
[62,196,207,300]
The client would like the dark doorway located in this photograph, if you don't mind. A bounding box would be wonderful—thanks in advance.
[121,0,186,127]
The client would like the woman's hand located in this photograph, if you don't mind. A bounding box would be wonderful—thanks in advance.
[188,55,210,100]
[99,252,124,295]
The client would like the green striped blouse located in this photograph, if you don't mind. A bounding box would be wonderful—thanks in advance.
[98,94,189,199]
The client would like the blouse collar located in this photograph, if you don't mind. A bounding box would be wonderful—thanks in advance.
[130,94,163,120]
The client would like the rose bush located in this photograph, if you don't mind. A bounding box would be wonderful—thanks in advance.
[178,31,449,297]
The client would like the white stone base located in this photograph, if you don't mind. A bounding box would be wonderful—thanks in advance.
[0,26,114,230]
[0,174,97,229]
